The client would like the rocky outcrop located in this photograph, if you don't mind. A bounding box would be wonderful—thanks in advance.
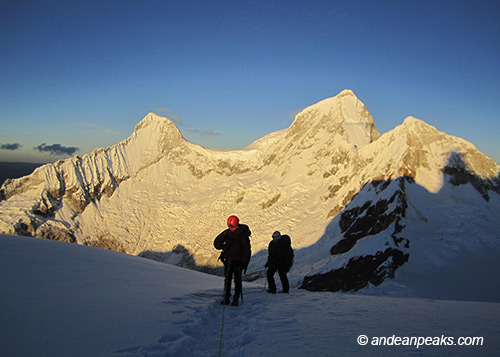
[301,248,409,292]
[443,152,500,201]
[300,178,410,292]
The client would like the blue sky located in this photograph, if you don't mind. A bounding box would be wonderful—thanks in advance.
[1,0,499,164]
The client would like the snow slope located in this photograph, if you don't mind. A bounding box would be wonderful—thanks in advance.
[1,234,499,357]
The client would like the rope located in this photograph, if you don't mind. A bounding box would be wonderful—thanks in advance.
[218,260,231,357]
[218,299,226,357]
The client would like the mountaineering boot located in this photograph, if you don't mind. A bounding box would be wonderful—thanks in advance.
[231,298,239,306]
[220,297,231,305]
[266,289,276,294]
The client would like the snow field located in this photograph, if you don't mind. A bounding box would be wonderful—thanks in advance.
[116,286,500,357]
[1,235,499,356]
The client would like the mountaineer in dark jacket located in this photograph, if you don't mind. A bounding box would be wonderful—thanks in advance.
[266,231,294,294]
[214,215,251,306]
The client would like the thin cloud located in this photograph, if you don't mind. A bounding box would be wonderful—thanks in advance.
[203,130,223,137]
[78,123,118,134]
[289,109,303,119]
[156,108,183,125]
[184,128,200,134]
[1,143,22,151]
[34,143,79,156]
[154,109,220,137]
[184,128,223,137]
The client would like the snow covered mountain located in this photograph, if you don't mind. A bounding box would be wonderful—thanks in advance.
[1,89,499,299]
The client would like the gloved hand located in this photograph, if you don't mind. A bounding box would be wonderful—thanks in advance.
[265,262,269,268]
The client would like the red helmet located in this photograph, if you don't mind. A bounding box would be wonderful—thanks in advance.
[227,215,239,229]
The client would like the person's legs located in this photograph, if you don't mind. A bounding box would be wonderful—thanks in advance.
[266,266,277,293]
[232,264,242,306]
[278,266,289,293]
[222,262,232,304]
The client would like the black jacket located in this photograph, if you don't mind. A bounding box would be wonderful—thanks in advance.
[266,235,294,269]
[214,224,251,267]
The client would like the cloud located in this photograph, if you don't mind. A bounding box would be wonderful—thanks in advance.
[78,123,118,134]
[156,108,183,124]
[1,143,22,150]
[155,109,221,137]
[203,130,223,137]
[289,109,302,119]
[184,128,223,137]
[184,128,200,134]
[34,143,79,156]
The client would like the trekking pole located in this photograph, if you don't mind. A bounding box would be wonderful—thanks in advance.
[240,265,245,305]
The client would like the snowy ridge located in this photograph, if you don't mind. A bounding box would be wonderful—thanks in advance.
[0,112,182,215]
[1,90,499,300]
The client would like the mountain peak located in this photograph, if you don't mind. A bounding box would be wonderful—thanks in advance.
[129,112,184,152]
[339,88,355,96]
[401,116,436,130]
[299,89,359,116]
[286,90,380,148]
[134,112,179,133]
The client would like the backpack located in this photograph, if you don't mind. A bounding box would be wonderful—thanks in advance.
[280,234,294,268]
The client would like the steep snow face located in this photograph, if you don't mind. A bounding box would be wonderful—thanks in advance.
[265,89,379,169]
[289,89,380,147]
[0,113,183,210]
[0,113,186,243]
[1,90,499,296]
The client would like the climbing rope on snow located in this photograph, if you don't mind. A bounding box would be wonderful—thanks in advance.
[218,298,226,357]
[218,259,231,357]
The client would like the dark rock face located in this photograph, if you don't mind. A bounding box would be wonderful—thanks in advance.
[13,218,76,243]
[442,151,500,201]
[301,248,409,292]
[444,167,500,202]
[332,180,409,255]
[300,178,411,292]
